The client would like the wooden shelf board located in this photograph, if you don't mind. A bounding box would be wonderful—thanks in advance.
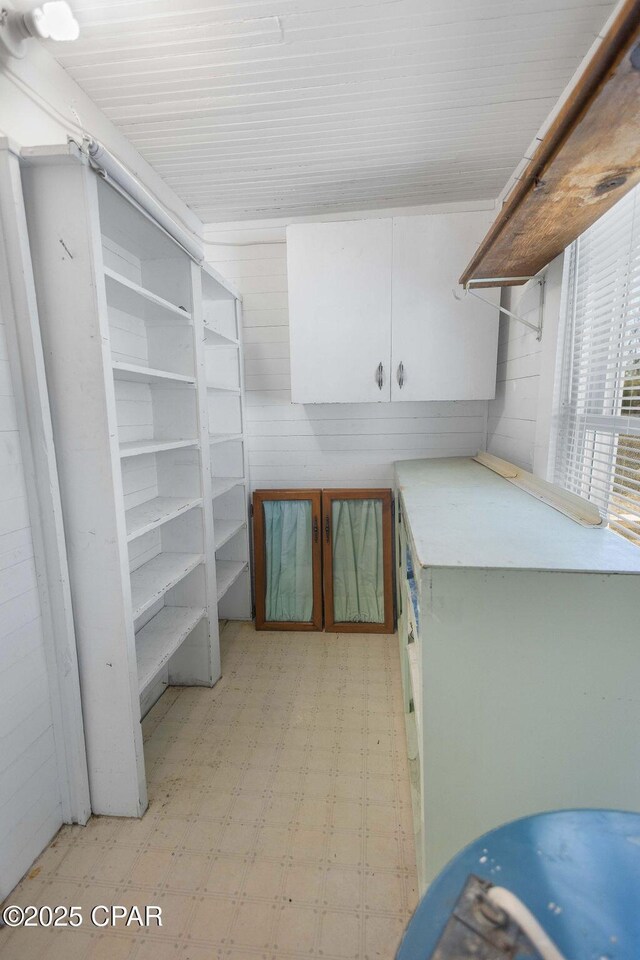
[203,324,239,347]
[130,552,204,620]
[136,605,206,694]
[126,496,203,542]
[214,519,246,552]
[113,362,195,386]
[460,1,640,286]
[104,267,192,323]
[212,477,244,500]
[209,433,243,446]
[216,560,248,601]
[120,438,199,459]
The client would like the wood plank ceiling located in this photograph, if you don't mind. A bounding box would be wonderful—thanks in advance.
[41,0,616,222]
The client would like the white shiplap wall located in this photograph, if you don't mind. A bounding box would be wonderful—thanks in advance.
[0,316,62,901]
[207,235,488,489]
[487,255,565,475]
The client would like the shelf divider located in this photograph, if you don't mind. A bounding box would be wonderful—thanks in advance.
[207,384,241,395]
[136,606,206,695]
[120,438,199,459]
[130,552,204,620]
[104,267,192,324]
[216,560,248,601]
[203,323,239,346]
[113,361,195,386]
[214,518,246,552]
[212,477,245,500]
[210,433,243,446]
[126,496,203,542]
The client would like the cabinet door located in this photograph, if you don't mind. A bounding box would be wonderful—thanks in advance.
[287,219,392,403]
[253,490,323,630]
[322,489,394,634]
[391,214,499,401]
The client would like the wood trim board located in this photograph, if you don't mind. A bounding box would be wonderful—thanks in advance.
[460,0,640,286]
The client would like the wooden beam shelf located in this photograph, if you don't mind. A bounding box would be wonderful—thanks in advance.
[460,0,640,287]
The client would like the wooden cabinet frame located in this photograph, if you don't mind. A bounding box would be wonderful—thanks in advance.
[253,489,323,631]
[253,488,394,633]
[322,489,394,634]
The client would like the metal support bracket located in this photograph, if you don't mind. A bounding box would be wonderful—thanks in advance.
[454,277,545,341]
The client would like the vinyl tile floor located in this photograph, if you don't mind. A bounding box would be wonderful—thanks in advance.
[0,622,418,960]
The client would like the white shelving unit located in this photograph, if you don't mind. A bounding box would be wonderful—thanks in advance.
[202,265,252,621]
[20,143,249,817]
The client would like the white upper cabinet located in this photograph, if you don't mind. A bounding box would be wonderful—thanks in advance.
[391,214,499,401]
[287,213,499,404]
[288,219,392,403]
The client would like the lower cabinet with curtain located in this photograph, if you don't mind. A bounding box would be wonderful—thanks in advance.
[253,489,394,633]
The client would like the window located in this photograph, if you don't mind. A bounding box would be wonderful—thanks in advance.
[555,184,640,547]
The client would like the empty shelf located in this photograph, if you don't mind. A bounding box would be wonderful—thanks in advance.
[126,496,203,541]
[207,384,241,395]
[216,560,248,601]
[120,438,199,458]
[104,267,192,324]
[203,323,238,346]
[209,433,243,446]
[136,605,206,694]
[212,477,244,499]
[113,362,195,386]
[130,552,204,620]
[214,519,246,552]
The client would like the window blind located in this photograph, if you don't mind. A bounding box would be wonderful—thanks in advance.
[555,184,640,547]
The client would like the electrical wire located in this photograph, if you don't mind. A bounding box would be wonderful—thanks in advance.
[486,886,569,960]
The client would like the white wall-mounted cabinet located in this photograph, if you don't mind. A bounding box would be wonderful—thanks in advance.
[288,219,392,403]
[391,215,499,401]
[287,213,499,403]
[20,143,250,818]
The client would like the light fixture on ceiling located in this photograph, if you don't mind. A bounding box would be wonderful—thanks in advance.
[0,1,79,58]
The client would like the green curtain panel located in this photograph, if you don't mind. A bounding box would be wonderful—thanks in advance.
[264,500,314,622]
[332,499,384,623]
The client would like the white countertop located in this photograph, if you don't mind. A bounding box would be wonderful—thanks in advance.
[395,457,640,574]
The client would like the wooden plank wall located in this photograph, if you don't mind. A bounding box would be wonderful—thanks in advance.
[54,0,618,223]
[0,309,62,900]
[206,235,489,490]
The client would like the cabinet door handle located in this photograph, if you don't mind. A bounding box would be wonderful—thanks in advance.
[376,362,384,390]
[324,515,330,543]
[313,516,319,543]
[397,361,405,389]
